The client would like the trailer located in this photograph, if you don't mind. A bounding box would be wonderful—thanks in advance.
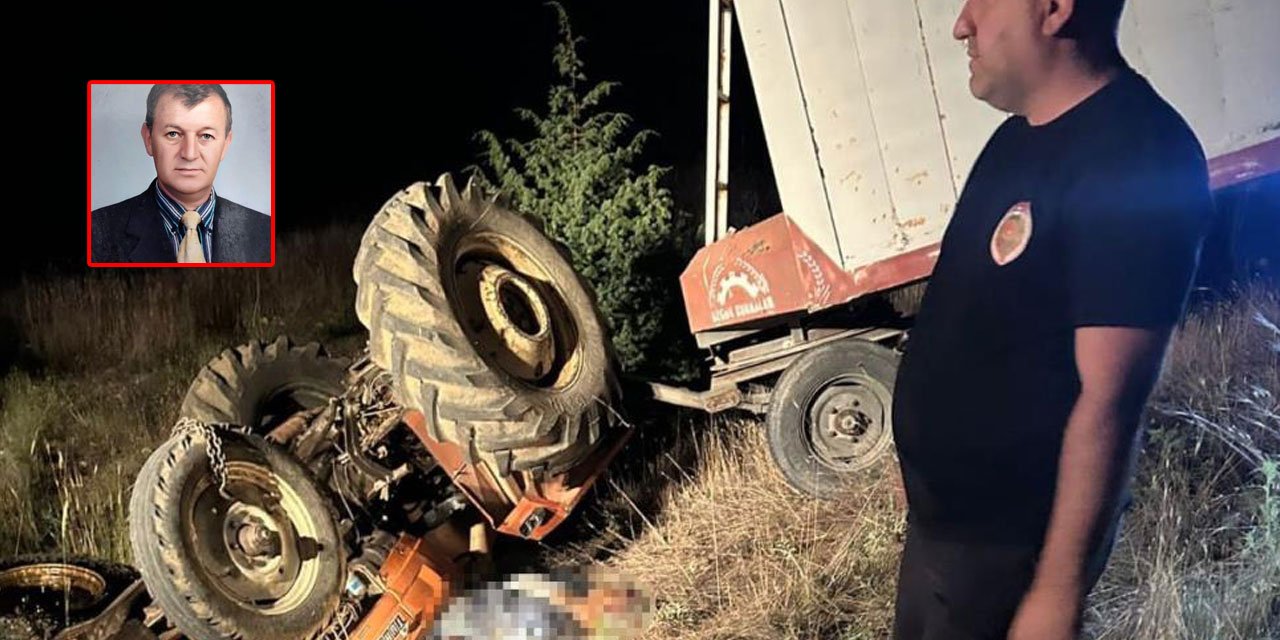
[650,0,1280,497]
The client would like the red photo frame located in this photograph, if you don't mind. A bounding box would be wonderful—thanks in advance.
[87,80,276,268]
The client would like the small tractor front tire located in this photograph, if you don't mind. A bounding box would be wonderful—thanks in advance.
[128,432,344,640]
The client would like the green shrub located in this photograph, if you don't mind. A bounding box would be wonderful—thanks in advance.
[469,2,692,375]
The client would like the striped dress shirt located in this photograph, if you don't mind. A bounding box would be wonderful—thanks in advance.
[153,180,217,262]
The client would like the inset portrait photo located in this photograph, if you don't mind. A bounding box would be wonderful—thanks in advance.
[88,81,274,266]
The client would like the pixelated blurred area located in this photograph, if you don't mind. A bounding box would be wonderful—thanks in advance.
[434,565,653,639]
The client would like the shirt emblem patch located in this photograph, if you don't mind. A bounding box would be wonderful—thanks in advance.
[990,201,1033,266]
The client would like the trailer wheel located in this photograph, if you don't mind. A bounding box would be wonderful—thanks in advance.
[352,175,620,476]
[0,554,138,633]
[179,336,348,433]
[129,431,343,640]
[765,338,898,499]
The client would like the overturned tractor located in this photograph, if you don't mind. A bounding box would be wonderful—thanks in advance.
[127,176,632,640]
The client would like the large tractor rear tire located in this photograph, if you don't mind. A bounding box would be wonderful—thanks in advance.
[353,175,620,476]
[179,336,348,433]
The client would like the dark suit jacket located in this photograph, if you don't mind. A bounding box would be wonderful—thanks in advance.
[91,187,271,263]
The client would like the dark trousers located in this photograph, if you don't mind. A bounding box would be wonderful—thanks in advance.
[892,516,1120,640]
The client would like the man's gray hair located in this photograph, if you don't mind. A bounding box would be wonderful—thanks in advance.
[145,84,233,133]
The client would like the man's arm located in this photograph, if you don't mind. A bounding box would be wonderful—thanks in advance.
[1009,325,1170,639]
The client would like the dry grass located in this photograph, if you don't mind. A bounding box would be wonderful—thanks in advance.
[0,363,198,559]
[562,417,905,640]
[6,223,364,374]
[552,288,1279,640]
[0,222,369,559]
[1,222,1276,640]
[1085,288,1280,640]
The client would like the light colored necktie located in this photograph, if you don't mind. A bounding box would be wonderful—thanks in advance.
[177,210,207,263]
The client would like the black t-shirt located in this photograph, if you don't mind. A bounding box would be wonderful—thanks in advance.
[891,68,1214,544]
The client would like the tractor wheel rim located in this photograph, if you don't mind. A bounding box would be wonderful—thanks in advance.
[0,563,107,611]
[452,231,584,391]
[223,503,288,583]
[184,459,319,615]
[254,383,335,431]
[475,263,556,381]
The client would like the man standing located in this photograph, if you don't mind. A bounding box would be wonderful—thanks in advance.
[91,84,270,264]
[890,1,1213,639]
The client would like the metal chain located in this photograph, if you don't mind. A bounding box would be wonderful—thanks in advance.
[171,417,245,499]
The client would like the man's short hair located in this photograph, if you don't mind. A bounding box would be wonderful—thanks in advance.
[145,84,233,133]
[1058,0,1127,70]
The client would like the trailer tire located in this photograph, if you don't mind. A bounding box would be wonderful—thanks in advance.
[179,336,348,433]
[765,338,898,500]
[352,175,620,476]
[129,431,343,640]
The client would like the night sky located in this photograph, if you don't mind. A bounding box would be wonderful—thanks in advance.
[8,1,718,280]
[19,3,1272,286]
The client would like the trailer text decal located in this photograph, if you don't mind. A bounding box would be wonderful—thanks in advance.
[709,258,775,324]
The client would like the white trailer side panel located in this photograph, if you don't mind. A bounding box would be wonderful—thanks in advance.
[1123,0,1280,155]
[735,0,974,270]
[834,0,960,265]
[1125,0,1229,153]
[916,0,1007,199]
[734,0,842,262]
[735,0,1278,275]
[779,0,894,266]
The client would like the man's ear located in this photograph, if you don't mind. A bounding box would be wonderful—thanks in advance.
[141,123,155,157]
[220,129,233,163]
[1043,0,1075,37]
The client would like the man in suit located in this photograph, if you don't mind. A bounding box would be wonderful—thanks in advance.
[92,84,270,264]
